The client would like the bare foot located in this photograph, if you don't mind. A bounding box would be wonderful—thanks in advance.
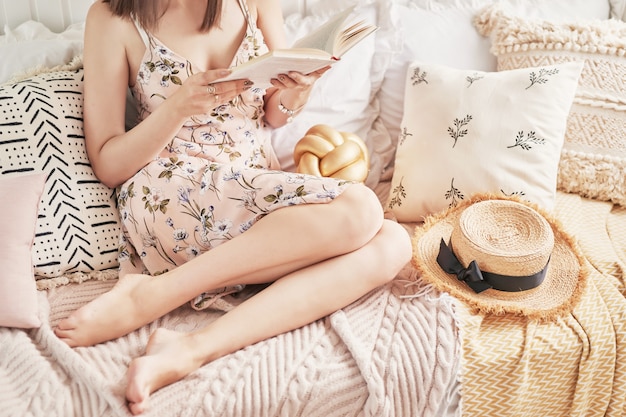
[126,328,203,415]
[55,274,164,347]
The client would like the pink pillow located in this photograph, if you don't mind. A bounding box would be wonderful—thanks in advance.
[0,173,46,328]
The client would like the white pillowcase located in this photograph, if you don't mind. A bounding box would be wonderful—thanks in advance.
[0,21,84,84]
[611,0,626,20]
[378,0,611,175]
[271,0,395,188]
[387,60,583,222]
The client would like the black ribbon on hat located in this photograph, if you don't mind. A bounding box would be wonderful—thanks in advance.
[436,238,549,294]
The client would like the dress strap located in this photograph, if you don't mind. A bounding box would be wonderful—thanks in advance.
[131,16,151,48]
[236,0,256,35]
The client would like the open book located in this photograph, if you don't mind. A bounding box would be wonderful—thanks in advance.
[218,6,378,88]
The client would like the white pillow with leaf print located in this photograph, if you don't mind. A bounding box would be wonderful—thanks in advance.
[387,60,583,223]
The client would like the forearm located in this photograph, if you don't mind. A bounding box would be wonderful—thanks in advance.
[87,103,187,188]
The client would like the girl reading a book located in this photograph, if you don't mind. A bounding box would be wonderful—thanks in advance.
[54,0,412,414]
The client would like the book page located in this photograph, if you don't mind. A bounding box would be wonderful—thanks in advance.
[214,6,377,88]
[292,6,356,54]
[217,49,335,88]
[334,22,378,57]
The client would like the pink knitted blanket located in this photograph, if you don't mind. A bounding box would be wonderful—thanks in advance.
[0,268,461,417]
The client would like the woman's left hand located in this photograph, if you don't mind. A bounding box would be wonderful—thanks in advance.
[264,66,331,127]
[270,66,331,93]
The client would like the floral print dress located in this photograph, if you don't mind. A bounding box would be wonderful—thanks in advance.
[118,0,349,309]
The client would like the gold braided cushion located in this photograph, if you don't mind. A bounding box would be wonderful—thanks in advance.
[293,124,370,182]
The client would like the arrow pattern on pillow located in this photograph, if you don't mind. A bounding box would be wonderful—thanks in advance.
[0,70,120,279]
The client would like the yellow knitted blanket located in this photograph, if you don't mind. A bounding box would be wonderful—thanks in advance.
[458,192,626,416]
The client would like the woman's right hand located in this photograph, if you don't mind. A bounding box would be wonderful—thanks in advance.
[168,70,253,119]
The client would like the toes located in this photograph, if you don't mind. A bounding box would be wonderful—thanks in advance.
[54,329,79,348]
[126,359,151,409]
[54,327,73,339]
[129,400,148,416]
[59,337,79,348]
[56,316,77,330]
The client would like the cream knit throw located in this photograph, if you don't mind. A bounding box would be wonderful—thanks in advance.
[0,272,461,417]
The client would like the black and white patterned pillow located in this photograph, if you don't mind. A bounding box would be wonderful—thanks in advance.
[0,69,120,281]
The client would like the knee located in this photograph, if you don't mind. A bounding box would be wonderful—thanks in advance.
[334,184,384,245]
[370,220,413,286]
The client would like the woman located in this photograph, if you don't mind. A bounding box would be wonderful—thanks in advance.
[55,0,412,414]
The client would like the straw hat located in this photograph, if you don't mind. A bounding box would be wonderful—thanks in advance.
[412,194,588,321]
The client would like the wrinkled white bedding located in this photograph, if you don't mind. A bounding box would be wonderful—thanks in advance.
[0,21,84,84]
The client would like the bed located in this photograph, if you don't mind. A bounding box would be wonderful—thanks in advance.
[0,0,624,416]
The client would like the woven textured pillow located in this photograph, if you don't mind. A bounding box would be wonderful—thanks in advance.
[0,69,120,284]
[476,6,626,206]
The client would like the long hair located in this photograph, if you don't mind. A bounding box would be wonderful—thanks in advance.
[102,0,223,31]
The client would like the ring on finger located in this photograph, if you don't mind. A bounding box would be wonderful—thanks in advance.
[207,85,216,94]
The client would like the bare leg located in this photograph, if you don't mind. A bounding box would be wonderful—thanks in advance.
[126,219,412,415]
[56,185,385,346]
